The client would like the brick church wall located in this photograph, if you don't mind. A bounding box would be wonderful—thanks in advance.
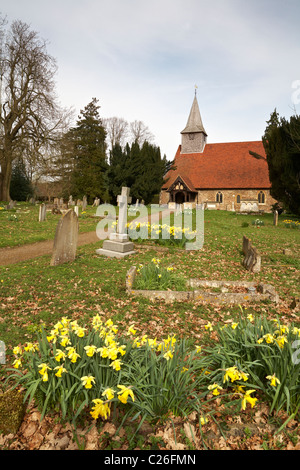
[160,188,276,212]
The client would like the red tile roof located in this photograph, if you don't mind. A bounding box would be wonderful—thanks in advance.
[163,141,271,190]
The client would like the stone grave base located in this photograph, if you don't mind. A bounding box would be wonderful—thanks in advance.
[96,235,136,258]
[126,266,279,304]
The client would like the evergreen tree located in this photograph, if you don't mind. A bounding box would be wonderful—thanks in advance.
[69,98,108,202]
[10,158,33,201]
[107,139,171,205]
[263,110,300,215]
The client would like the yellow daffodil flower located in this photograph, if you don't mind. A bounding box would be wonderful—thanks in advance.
[275,335,288,349]
[90,399,111,420]
[84,345,97,357]
[13,358,22,369]
[266,373,281,387]
[109,359,122,371]
[163,350,174,361]
[200,416,209,425]
[38,363,52,382]
[117,385,135,404]
[127,326,137,335]
[13,346,23,355]
[54,365,68,377]
[208,383,223,396]
[204,322,213,331]
[55,349,66,362]
[60,336,71,347]
[241,390,257,410]
[102,388,115,400]
[263,333,274,344]
[81,375,96,389]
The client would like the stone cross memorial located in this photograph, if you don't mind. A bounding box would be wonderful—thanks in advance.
[96,187,136,258]
[50,209,79,266]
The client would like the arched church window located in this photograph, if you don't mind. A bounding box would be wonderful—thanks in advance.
[258,191,265,204]
[216,191,223,203]
[236,195,241,203]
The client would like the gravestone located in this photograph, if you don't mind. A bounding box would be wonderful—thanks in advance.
[240,201,259,213]
[39,203,47,222]
[74,205,79,217]
[273,210,278,226]
[82,196,87,211]
[6,200,16,210]
[93,197,100,207]
[242,235,261,273]
[50,209,79,266]
[96,187,136,258]
[0,340,5,364]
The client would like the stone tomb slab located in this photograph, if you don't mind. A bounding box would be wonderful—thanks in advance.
[126,266,279,304]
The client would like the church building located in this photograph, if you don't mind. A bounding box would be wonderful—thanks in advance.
[160,93,276,212]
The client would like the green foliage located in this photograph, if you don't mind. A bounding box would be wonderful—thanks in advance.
[108,140,170,205]
[68,98,108,202]
[263,110,300,215]
[9,159,33,201]
[6,316,213,428]
[205,312,300,416]
[133,258,187,291]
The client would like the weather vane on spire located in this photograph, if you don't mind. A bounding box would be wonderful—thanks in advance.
[195,84,198,96]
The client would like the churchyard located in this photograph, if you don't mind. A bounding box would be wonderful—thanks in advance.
[0,199,299,450]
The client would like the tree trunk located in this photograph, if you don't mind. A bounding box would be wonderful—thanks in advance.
[0,158,12,202]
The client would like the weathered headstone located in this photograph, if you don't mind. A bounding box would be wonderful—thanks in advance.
[240,201,259,213]
[39,203,47,222]
[242,235,261,273]
[273,210,278,226]
[68,195,74,206]
[92,197,100,207]
[6,200,16,210]
[96,187,136,258]
[50,209,79,266]
[74,205,79,217]
[82,196,87,211]
[0,340,5,364]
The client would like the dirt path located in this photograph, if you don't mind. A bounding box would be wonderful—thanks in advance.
[0,231,99,266]
[0,208,174,266]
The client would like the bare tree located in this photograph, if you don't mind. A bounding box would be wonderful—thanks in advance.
[129,120,154,146]
[0,19,71,201]
[103,116,129,150]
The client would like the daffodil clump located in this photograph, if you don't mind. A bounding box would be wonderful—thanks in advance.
[283,219,300,229]
[10,315,139,422]
[134,258,187,291]
[126,220,197,248]
[7,315,208,425]
[204,312,300,416]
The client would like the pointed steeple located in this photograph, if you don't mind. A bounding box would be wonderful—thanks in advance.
[180,91,207,154]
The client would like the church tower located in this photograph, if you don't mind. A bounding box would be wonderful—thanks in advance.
[181,91,207,154]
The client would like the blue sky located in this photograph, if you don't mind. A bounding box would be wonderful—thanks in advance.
[1,0,300,159]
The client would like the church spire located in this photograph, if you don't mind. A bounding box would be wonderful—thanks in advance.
[180,90,207,154]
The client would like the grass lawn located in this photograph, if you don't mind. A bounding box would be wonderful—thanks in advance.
[0,205,299,450]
